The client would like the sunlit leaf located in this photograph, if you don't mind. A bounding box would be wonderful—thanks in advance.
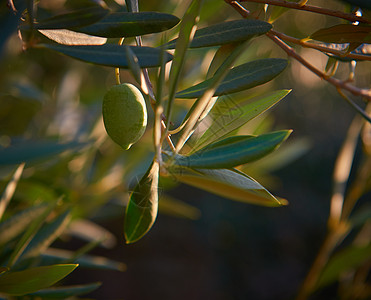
[29,282,101,298]
[192,90,291,150]
[175,130,292,169]
[165,19,272,49]
[124,161,159,244]
[28,282,101,297]
[39,29,107,45]
[169,167,285,206]
[176,58,288,98]
[310,24,371,44]
[41,44,173,68]
[75,12,180,38]
[0,264,78,296]
[0,139,87,165]
[316,243,371,289]
[30,6,109,30]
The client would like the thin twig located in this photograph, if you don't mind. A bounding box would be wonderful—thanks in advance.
[240,0,371,24]
[266,32,371,101]
[271,30,371,62]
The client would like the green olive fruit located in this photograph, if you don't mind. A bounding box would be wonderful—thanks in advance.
[103,83,147,150]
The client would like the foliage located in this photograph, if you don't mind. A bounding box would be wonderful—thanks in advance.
[0,0,370,299]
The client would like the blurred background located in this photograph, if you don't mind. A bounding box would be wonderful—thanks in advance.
[0,0,370,299]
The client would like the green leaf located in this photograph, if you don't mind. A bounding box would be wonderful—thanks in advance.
[310,24,371,44]
[0,264,78,296]
[176,58,288,98]
[125,0,139,12]
[192,90,291,150]
[29,282,101,298]
[21,210,71,259]
[75,12,180,38]
[0,204,48,246]
[0,139,87,166]
[175,130,292,169]
[170,167,285,206]
[31,6,109,30]
[39,29,107,45]
[39,248,126,271]
[206,43,240,79]
[41,44,173,68]
[316,243,371,289]
[166,0,202,128]
[165,19,272,49]
[124,161,159,244]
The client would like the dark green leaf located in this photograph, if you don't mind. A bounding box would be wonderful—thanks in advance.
[316,243,371,289]
[170,167,285,206]
[125,0,139,12]
[41,44,173,68]
[124,161,159,244]
[0,264,78,296]
[0,139,87,165]
[75,12,180,38]
[21,210,71,259]
[165,19,272,49]
[310,24,371,44]
[192,90,291,150]
[175,130,292,169]
[176,58,288,98]
[29,282,101,298]
[30,6,109,30]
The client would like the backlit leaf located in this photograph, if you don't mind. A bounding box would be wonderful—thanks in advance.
[41,44,173,68]
[124,161,159,244]
[176,58,288,98]
[192,90,291,150]
[0,264,78,296]
[169,167,285,206]
[310,24,371,44]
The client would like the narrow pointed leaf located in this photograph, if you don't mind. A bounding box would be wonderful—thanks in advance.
[0,204,48,246]
[176,130,292,169]
[31,6,109,30]
[124,161,159,244]
[75,12,180,38]
[40,248,126,271]
[170,167,284,206]
[124,45,142,85]
[41,44,173,68]
[176,58,288,98]
[0,264,78,296]
[21,210,71,259]
[125,0,139,12]
[310,24,371,44]
[29,282,101,298]
[193,90,291,150]
[0,139,87,165]
[39,29,107,45]
[166,0,202,127]
[316,243,371,289]
[165,19,272,49]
